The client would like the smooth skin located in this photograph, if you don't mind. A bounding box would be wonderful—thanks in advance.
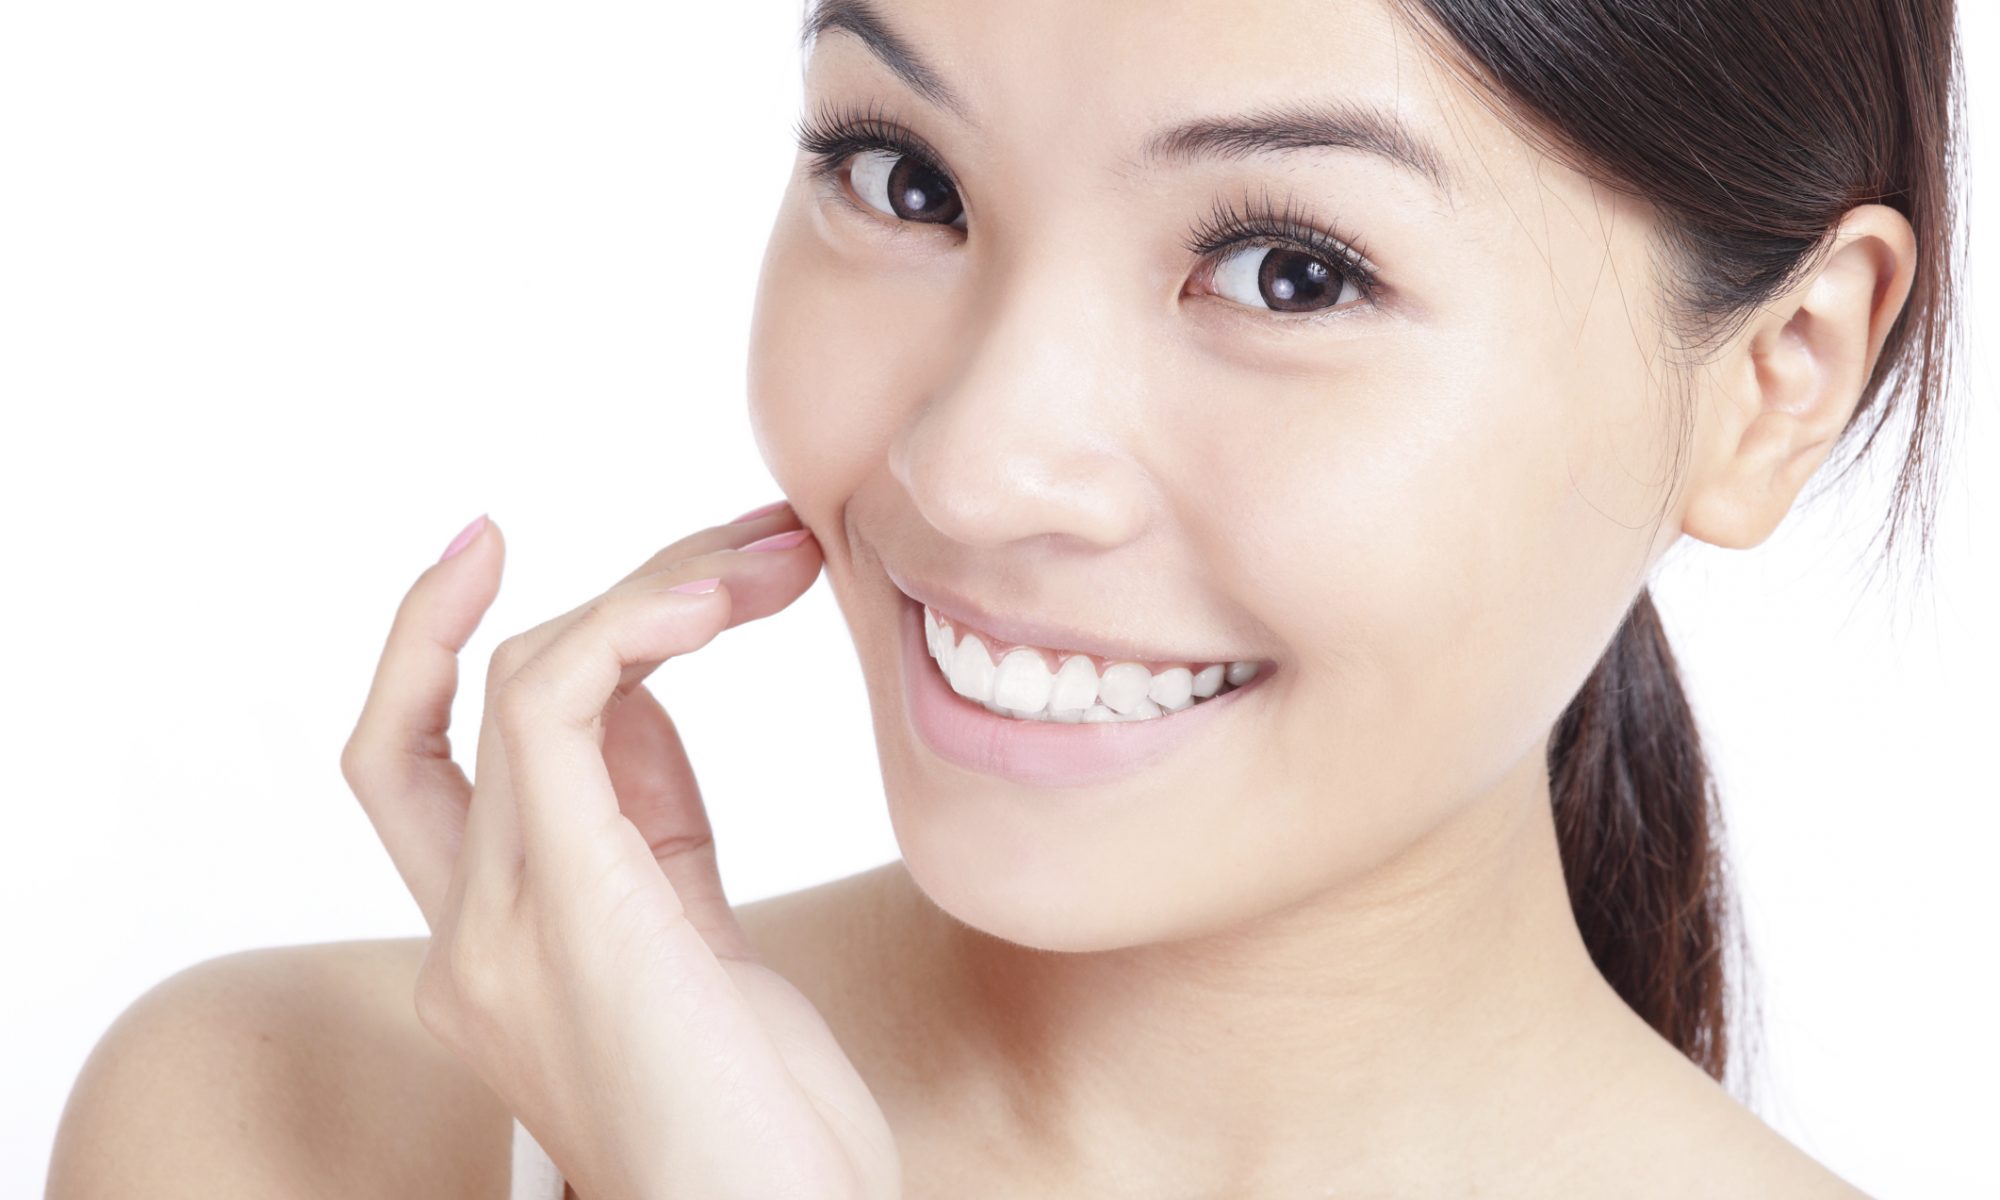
[50,0,1914,1196]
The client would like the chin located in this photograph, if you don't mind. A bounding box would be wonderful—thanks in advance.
[890,819,1157,954]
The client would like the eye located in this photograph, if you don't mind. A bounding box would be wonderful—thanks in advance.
[1182,192,1384,324]
[848,148,969,231]
[793,100,969,233]
[1203,244,1363,315]
[794,104,1386,324]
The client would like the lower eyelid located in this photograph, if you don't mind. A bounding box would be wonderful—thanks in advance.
[813,171,1368,326]
[1188,254,1372,324]
[1199,268,1385,330]
[1192,292,1362,332]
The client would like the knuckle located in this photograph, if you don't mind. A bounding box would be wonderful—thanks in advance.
[443,925,510,1017]
[492,674,544,739]
[337,738,367,784]
[411,948,461,1043]
[572,596,619,639]
[338,736,386,793]
[414,927,513,1048]
[489,633,533,682]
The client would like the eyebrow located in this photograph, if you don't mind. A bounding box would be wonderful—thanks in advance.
[1141,102,1457,200]
[799,0,1459,200]
[800,0,973,123]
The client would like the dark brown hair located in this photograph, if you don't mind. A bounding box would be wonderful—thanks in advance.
[1388,0,1967,1082]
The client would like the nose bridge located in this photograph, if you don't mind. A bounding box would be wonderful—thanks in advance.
[889,247,1154,551]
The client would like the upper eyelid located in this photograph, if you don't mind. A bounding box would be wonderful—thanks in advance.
[795,100,959,182]
[799,107,1383,316]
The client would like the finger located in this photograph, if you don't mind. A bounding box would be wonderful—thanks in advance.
[488,580,848,1160]
[607,500,801,589]
[496,581,735,886]
[452,661,530,917]
[340,514,505,927]
[493,507,811,676]
[462,524,821,917]
[453,571,730,910]
[602,684,760,962]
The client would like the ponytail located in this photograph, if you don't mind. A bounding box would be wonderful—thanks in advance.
[1549,588,1732,1079]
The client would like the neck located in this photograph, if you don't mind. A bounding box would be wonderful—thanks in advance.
[885,748,1655,1192]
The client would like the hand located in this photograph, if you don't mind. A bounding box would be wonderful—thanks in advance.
[338,508,901,1200]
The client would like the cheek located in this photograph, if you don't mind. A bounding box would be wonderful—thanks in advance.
[745,212,889,530]
[1235,324,1667,862]
[745,192,963,533]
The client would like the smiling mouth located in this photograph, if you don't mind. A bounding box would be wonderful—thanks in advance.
[914,594,1271,724]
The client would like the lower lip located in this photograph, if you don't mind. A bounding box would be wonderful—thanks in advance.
[897,591,1269,789]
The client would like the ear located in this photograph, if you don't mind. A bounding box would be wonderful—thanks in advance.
[1680,203,1917,550]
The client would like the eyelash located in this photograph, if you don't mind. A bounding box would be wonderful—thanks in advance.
[790,99,1386,324]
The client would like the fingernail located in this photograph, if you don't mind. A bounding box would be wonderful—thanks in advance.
[739,528,813,553]
[439,513,488,563]
[726,499,790,524]
[669,576,722,594]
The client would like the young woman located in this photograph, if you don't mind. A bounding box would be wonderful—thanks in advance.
[49,0,1963,1196]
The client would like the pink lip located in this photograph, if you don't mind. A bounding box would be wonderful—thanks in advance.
[897,590,1269,788]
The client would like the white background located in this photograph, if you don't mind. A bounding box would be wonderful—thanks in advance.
[2,3,1992,1196]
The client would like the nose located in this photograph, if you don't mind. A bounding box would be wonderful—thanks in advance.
[887,259,1154,553]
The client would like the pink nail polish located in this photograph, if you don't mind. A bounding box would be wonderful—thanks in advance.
[739,528,812,553]
[726,499,790,524]
[439,513,488,563]
[670,577,722,594]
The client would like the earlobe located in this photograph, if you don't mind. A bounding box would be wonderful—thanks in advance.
[1679,203,1917,550]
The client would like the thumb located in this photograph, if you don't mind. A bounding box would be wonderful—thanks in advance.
[601,682,761,963]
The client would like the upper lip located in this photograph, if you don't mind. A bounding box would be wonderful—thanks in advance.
[884,563,1268,668]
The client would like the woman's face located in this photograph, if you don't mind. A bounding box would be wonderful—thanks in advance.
[747,0,1696,950]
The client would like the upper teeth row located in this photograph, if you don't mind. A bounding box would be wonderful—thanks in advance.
[923,603,1263,722]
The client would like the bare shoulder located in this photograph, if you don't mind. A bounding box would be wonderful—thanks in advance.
[46,869,907,1200]
[1682,1085,1873,1199]
[48,937,509,1199]
[1582,1032,1874,1200]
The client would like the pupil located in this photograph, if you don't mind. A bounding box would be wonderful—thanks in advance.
[1258,250,1336,312]
[887,155,963,224]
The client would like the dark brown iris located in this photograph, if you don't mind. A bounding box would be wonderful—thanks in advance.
[1257,249,1337,312]
[883,154,962,225]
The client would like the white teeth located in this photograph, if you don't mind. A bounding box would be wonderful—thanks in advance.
[1114,697,1164,722]
[921,601,1265,724]
[1147,666,1195,712]
[1048,654,1100,714]
[992,648,1055,713]
[1191,663,1225,698]
[948,633,996,703]
[1095,662,1155,714]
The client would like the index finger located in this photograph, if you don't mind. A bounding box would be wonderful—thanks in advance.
[610,500,800,589]
[340,514,504,926]
[494,579,736,894]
